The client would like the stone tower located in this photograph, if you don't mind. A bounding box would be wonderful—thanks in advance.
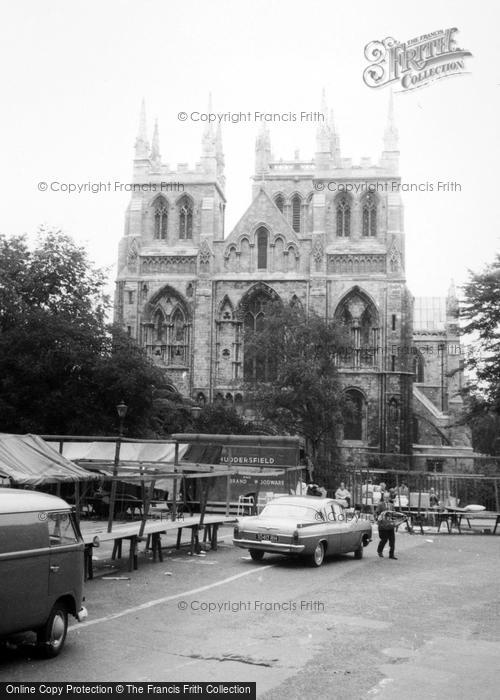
[115,94,418,456]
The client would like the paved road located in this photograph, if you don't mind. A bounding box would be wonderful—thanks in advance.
[1,527,500,699]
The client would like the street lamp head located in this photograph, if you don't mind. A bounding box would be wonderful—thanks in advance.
[190,405,202,420]
[116,401,128,419]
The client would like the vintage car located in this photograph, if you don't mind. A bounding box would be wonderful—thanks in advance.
[0,488,87,656]
[233,495,372,567]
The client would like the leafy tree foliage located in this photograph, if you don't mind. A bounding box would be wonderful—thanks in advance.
[0,230,163,436]
[462,254,500,405]
[244,301,349,462]
[461,393,500,455]
[194,403,252,435]
[461,254,500,453]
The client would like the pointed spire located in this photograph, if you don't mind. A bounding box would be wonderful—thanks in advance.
[321,88,328,117]
[200,92,217,175]
[329,108,341,165]
[134,98,149,159]
[316,89,332,168]
[317,88,330,138]
[216,123,225,177]
[202,92,216,156]
[446,279,459,320]
[255,121,271,175]
[384,90,399,152]
[150,118,161,165]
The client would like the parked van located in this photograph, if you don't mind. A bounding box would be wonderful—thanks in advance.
[0,488,87,657]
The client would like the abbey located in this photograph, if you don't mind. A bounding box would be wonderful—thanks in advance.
[115,96,469,464]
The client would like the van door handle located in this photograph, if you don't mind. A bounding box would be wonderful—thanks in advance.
[50,565,60,572]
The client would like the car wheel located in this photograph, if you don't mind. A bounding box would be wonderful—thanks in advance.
[249,548,265,562]
[310,541,325,567]
[354,542,363,559]
[37,604,68,658]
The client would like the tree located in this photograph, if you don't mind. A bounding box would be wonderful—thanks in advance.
[0,229,164,436]
[243,302,349,466]
[461,255,500,453]
[460,391,500,456]
[194,403,252,435]
[462,254,500,409]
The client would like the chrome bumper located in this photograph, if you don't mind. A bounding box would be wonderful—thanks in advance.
[76,606,88,622]
[233,538,305,554]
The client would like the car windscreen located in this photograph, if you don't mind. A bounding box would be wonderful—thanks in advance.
[260,504,323,522]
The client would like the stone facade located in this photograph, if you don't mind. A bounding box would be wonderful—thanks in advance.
[115,97,466,458]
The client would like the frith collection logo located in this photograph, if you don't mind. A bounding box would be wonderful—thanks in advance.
[363,28,472,91]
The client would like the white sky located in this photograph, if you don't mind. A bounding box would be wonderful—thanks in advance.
[0,0,498,298]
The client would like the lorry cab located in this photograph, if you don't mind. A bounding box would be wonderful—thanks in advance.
[0,488,87,657]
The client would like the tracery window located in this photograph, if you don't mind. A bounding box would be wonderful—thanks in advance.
[243,292,276,382]
[178,196,193,239]
[291,194,301,233]
[169,307,188,364]
[257,227,268,269]
[153,197,168,239]
[362,192,377,237]
[148,293,191,367]
[274,194,285,214]
[336,194,351,237]
[413,352,425,383]
[334,291,380,368]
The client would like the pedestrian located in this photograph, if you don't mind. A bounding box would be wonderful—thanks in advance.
[335,481,351,507]
[429,487,440,508]
[376,491,398,559]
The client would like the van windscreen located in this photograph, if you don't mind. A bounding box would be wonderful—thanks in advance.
[48,512,78,546]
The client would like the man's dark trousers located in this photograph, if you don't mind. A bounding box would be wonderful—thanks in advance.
[377,527,395,557]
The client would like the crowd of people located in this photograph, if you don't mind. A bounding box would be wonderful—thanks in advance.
[298,476,461,562]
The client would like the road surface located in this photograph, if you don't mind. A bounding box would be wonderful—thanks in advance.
[1,526,500,698]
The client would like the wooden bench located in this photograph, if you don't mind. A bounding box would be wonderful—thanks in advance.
[82,515,235,579]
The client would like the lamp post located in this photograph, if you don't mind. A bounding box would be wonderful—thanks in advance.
[116,400,128,437]
[171,403,202,522]
[107,401,128,533]
[190,405,202,422]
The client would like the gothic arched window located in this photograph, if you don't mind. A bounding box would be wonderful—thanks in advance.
[274,194,285,214]
[153,197,168,239]
[257,227,268,269]
[291,194,302,233]
[413,352,425,383]
[362,192,377,237]
[153,309,165,342]
[343,389,366,441]
[334,290,380,368]
[336,194,351,237]
[243,290,277,382]
[178,196,193,239]
[170,307,187,363]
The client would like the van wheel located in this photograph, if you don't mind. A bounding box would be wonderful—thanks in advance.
[249,549,265,561]
[37,604,68,658]
[309,541,325,567]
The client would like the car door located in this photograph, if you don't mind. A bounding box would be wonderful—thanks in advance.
[324,502,350,554]
[339,504,362,552]
[0,512,49,635]
[48,511,84,603]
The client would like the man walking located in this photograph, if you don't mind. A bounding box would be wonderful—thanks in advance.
[376,491,398,559]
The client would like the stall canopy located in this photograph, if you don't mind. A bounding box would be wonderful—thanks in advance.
[0,434,99,486]
[61,441,188,464]
[59,441,190,492]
